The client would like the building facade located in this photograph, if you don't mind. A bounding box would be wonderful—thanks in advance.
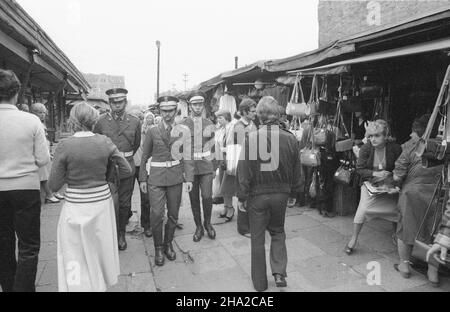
[318,0,450,47]
[84,73,125,100]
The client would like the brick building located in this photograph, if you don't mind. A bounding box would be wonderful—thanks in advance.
[318,0,450,47]
[84,73,125,100]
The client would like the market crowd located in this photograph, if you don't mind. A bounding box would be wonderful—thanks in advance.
[1,68,449,293]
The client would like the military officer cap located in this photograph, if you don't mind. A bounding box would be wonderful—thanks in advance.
[188,91,206,105]
[106,88,128,103]
[158,96,179,111]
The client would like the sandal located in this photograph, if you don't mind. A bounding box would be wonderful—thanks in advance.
[225,209,235,223]
[45,196,60,204]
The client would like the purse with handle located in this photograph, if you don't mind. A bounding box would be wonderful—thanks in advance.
[318,77,337,115]
[334,99,354,152]
[286,75,308,118]
[306,75,319,116]
[301,120,321,167]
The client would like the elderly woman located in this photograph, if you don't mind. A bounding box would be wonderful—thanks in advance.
[392,114,442,285]
[214,109,235,220]
[30,103,62,203]
[346,120,402,254]
[49,102,131,292]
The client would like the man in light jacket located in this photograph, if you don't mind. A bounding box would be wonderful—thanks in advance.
[0,69,50,292]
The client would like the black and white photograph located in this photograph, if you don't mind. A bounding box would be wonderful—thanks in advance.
[1,0,450,297]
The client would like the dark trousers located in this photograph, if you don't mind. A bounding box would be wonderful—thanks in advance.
[189,174,213,227]
[135,167,151,230]
[0,190,41,292]
[248,193,289,292]
[148,184,183,247]
[118,174,135,232]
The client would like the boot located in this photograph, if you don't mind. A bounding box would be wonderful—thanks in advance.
[164,242,177,261]
[118,231,127,251]
[193,225,204,242]
[155,247,165,266]
[204,222,216,240]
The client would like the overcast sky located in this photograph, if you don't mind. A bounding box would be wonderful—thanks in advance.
[17,0,319,105]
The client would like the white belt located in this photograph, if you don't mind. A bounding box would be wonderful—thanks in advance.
[121,151,134,158]
[150,160,181,168]
[194,151,211,158]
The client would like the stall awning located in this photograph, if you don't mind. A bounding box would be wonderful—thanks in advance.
[288,37,450,74]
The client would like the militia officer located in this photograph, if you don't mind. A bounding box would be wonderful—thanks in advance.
[94,88,141,251]
[181,91,217,242]
[139,96,194,266]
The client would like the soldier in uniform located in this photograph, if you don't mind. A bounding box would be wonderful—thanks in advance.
[139,96,194,266]
[93,88,141,251]
[181,91,217,242]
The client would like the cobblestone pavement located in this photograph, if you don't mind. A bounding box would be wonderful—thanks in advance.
[32,183,449,292]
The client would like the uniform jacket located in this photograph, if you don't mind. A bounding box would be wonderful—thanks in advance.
[181,116,217,175]
[94,112,141,179]
[236,122,303,202]
[356,141,402,185]
[139,121,194,187]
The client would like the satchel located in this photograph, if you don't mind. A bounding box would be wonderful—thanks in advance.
[333,101,354,152]
[334,163,354,185]
[306,75,319,116]
[318,77,337,115]
[300,123,321,167]
[313,115,330,147]
[286,75,308,118]
[289,116,304,142]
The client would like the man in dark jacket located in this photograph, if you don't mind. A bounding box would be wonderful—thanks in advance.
[236,96,303,292]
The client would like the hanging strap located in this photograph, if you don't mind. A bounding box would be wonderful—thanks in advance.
[298,76,306,103]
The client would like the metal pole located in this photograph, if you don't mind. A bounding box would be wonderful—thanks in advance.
[156,40,161,100]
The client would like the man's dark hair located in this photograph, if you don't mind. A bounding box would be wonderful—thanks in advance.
[0,69,21,102]
[239,98,257,115]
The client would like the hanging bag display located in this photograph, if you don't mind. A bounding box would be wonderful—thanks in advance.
[318,77,337,115]
[289,116,304,142]
[300,121,321,167]
[286,75,308,117]
[306,75,319,116]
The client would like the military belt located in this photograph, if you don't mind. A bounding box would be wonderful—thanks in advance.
[121,151,134,158]
[150,160,181,168]
[194,151,211,158]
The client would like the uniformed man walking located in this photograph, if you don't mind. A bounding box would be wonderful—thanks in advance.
[94,88,141,251]
[181,92,217,242]
[139,96,194,266]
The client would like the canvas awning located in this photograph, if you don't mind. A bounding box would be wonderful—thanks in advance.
[288,37,450,74]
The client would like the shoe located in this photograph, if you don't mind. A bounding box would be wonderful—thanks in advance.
[225,209,235,223]
[118,232,127,251]
[394,263,411,279]
[204,223,216,240]
[164,242,177,261]
[274,274,287,288]
[323,211,336,218]
[218,210,228,218]
[144,228,153,238]
[287,199,296,208]
[176,223,184,230]
[155,247,165,266]
[54,193,65,200]
[45,196,60,204]
[193,226,204,242]
[345,241,357,255]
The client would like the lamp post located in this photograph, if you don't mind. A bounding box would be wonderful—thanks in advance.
[156,40,161,100]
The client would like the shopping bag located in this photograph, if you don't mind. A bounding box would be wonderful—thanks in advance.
[226,144,242,176]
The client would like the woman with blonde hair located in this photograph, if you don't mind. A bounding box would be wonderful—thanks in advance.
[345,120,402,255]
[49,102,131,292]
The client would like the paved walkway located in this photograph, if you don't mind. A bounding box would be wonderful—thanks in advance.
[34,184,449,292]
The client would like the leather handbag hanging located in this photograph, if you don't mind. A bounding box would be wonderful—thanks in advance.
[313,115,329,146]
[300,120,321,167]
[306,75,319,116]
[342,76,363,113]
[334,94,354,152]
[318,77,337,115]
[289,116,304,142]
[286,75,308,118]
[334,160,354,185]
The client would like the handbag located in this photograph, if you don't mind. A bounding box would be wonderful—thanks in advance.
[286,75,308,117]
[309,169,319,199]
[412,171,448,266]
[313,115,329,146]
[341,77,363,113]
[334,99,354,152]
[306,75,319,116]
[289,116,304,142]
[225,143,242,176]
[318,77,337,115]
[301,122,321,167]
[334,162,354,185]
